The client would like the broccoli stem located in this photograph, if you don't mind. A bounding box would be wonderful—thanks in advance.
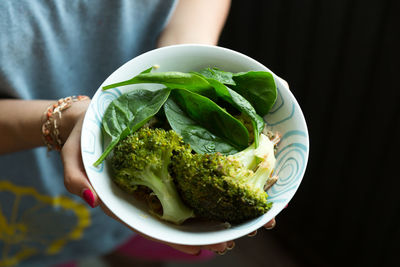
[137,169,194,224]
[232,142,258,170]
[245,159,274,190]
[234,133,277,190]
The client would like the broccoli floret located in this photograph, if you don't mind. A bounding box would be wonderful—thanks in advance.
[110,127,195,224]
[170,133,276,224]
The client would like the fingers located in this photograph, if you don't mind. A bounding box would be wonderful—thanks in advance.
[248,230,258,237]
[213,240,235,255]
[167,244,203,256]
[203,242,230,255]
[264,217,276,230]
[101,202,234,256]
[99,203,225,256]
[247,218,276,238]
[142,233,231,255]
[165,240,235,256]
[61,116,100,208]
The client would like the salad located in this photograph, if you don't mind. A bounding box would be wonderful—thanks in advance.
[93,67,280,225]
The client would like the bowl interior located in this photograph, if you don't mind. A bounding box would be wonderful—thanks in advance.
[81,44,309,245]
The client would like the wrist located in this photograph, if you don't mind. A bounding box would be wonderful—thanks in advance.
[41,96,90,151]
[58,98,90,144]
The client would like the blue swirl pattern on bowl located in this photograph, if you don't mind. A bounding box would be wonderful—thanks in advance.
[81,89,122,173]
[265,85,309,203]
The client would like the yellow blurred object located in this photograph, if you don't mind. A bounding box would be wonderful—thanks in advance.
[0,181,91,267]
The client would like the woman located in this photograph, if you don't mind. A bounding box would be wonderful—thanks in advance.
[0,1,275,266]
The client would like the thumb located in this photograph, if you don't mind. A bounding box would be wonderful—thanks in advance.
[61,116,100,208]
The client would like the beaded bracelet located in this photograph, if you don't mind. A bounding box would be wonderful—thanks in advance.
[41,95,89,152]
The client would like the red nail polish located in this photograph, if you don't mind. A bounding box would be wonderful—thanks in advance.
[82,189,95,208]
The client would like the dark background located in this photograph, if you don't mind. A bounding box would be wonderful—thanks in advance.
[219,0,400,266]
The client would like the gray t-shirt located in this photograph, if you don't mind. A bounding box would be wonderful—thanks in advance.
[0,1,176,266]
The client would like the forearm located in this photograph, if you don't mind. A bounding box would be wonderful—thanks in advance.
[0,100,51,153]
[158,0,231,47]
[0,99,89,154]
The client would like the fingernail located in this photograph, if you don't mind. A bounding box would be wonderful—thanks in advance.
[82,189,95,208]
[217,249,227,255]
[265,219,276,230]
[227,241,235,250]
[248,230,257,237]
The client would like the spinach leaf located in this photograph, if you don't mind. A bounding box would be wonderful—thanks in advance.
[139,66,154,74]
[171,89,249,150]
[102,71,213,95]
[227,88,264,146]
[201,77,265,147]
[93,88,171,166]
[231,71,277,117]
[164,98,239,155]
[197,68,236,86]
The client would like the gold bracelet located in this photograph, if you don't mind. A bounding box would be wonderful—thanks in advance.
[41,95,89,152]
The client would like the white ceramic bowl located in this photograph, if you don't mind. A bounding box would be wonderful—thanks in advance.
[81,44,309,245]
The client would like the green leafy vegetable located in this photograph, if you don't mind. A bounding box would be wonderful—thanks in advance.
[139,66,154,74]
[93,88,171,166]
[197,68,236,86]
[97,68,277,160]
[231,71,277,117]
[102,71,213,95]
[201,77,265,147]
[164,98,239,155]
[170,89,249,150]
[93,66,280,225]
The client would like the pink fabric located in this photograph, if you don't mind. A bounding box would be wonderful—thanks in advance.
[115,235,215,262]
